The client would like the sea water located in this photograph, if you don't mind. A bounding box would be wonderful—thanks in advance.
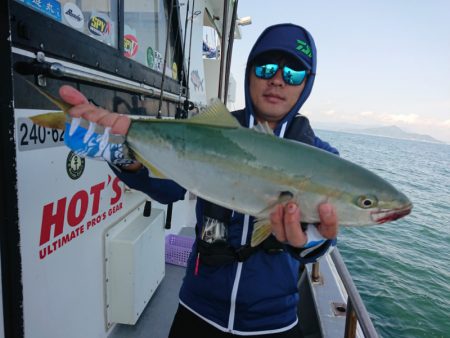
[316,130,450,338]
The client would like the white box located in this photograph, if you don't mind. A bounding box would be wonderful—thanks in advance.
[105,207,165,325]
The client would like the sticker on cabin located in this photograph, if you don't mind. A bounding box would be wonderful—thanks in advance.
[66,151,85,180]
[124,25,138,58]
[16,117,65,151]
[124,34,138,58]
[153,50,163,72]
[165,65,173,79]
[172,62,178,80]
[190,70,204,91]
[88,12,112,43]
[24,0,62,22]
[63,2,84,30]
[38,175,124,260]
[147,47,154,68]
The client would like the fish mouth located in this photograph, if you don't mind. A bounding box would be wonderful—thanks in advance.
[371,203,413,224]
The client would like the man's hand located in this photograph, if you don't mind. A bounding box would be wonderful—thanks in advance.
[59,85,142,171]
[269,202,338,248]
[59,85,131,135]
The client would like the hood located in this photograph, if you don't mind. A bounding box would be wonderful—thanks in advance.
[244,23,317,135]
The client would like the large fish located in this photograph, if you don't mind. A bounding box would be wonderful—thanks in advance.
[29,83,412,246]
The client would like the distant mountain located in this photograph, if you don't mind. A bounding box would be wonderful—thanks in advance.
[345,125,444,144]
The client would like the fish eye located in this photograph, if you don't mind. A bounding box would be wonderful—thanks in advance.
[356,195,378,209]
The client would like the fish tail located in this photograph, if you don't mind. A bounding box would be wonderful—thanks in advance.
[25,79,72,112]
[24,79,71,130]
[29,112,67,130]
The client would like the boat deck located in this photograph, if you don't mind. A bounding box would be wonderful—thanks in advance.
[109,226,195,338]
[108,227,353,338]
[109,263,185,338]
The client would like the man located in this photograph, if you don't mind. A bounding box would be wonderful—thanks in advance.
[60,23,339,337]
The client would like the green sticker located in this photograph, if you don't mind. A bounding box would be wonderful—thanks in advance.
[147,46,154,68]
[296,40,312,58]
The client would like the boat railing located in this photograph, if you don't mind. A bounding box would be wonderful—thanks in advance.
[312,248,379,338]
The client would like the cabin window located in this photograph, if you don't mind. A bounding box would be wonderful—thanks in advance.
[14,0,182,82]
[124,0,179,80]
[16,0,119,47]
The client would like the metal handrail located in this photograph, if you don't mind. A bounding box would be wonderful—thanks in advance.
[47,62,182,103]
[13,49,184,104]
[330,248,379,338]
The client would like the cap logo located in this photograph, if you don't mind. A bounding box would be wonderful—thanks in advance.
[296,40,312,58]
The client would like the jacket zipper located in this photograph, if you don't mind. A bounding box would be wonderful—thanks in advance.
[226,117,287,332]
[227,214,250,332]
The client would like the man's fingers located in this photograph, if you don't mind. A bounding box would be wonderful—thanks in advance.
[82,107,111,122]
[96,113,125,134]
[268,202,337,248]
[59,86,131,135]
[111,115,131,135]
[283,203,306,247]
[66,103,99,118]
[317,203,338,239]
[59,85,89,105]
[270,204,286,242]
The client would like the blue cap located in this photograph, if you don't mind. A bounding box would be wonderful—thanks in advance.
[247,23,316,73]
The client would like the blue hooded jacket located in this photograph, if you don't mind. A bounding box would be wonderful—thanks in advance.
[113,23,338,335]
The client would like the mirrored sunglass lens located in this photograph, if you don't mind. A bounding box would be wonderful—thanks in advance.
[283,67,306,85]
[255,64,279,79]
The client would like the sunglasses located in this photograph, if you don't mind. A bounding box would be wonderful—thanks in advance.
[254,63,308,86]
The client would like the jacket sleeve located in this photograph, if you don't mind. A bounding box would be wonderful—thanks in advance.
[314,136,340,155]
[110,165,186,204]
[287,238,337,264]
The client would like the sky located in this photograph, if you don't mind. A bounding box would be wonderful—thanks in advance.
[230,0,450,143]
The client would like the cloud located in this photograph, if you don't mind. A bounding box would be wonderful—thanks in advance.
[379,113,419,124]
[309,107,450,142]
[360,111,374,117]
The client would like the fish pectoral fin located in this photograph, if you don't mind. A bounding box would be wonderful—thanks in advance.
[132,150,168,179]
[251,218,272,247]
[187,99,240,128]
[29,112,67,130]
[250,192,297,247]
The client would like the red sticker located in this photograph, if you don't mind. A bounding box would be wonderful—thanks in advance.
[124,34,139,58]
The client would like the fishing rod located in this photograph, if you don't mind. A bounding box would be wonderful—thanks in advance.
[224,0,239,106]
[156,0,176,229]
[175,0,190,119]
[184,0,196,111]
[157,0,175,119]
[179,0,190,98]
[217,0,229,101]
[181,0,190,77]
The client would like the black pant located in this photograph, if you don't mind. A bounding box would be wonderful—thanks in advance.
[169,304,304,338]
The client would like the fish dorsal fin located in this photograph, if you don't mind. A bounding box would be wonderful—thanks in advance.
[187,99,240,128]
[253,122,274,135]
